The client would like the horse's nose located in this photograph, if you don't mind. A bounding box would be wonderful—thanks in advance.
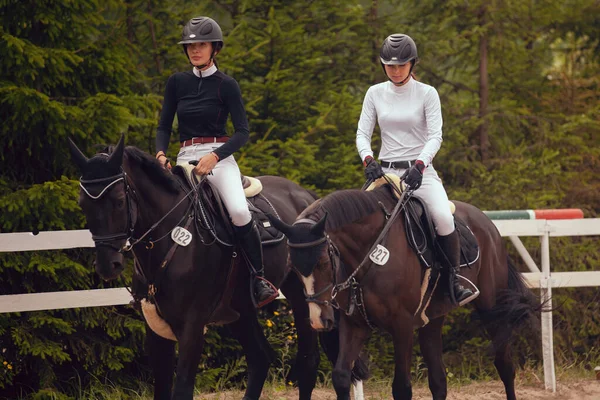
[322,317,335,331]
[112,261,123,272]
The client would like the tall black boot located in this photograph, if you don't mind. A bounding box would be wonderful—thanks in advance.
[437,230,474,305]
[235,220,278,308]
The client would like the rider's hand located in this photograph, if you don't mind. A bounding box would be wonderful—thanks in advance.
[193,152,219,176]
[364,156,384,181]
[401,161,425,190]
[156,152,172,170]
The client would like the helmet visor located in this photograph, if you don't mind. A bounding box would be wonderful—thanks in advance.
[380,57,411,65]
[178,38,222,45]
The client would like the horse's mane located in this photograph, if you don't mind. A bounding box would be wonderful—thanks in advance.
[299,185,394,230]
[102,145,181,194]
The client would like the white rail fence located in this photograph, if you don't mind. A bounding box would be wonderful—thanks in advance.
[1,218,599,393]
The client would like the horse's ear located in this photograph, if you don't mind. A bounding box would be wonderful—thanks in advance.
[267,214,294,236]
[68,137,88,171]
[107,134,125,170]
[309,212,328,235]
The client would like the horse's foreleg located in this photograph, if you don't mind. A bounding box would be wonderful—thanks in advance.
[281,273,320,400]
[391,315,415,400]
[417,316,447,400]
[332,315,370,400]
[229,299,274,400]
[172,324,206,400]
[146,326,176,400]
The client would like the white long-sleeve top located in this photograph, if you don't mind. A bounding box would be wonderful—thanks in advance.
[356,78,443,167]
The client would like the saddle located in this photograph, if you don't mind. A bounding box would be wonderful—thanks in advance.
[366,174,479,270]
[403,197,480,271]
[172,164,285,247]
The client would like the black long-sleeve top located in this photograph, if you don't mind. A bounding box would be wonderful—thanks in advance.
[155,68,249,161]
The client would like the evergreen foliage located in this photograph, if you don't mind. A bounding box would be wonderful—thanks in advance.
[1,0,598,396]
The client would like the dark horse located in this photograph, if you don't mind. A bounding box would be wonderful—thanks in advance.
[269,184,543,400]
[68,136,366,400]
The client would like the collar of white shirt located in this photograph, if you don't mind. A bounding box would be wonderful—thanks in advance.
[388,77,414,93]
[193,64,217,78]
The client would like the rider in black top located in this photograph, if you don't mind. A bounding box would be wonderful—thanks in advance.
[155,16,278,308]
[155,68,249,161]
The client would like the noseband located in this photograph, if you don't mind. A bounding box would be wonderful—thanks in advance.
[80,171,136,252]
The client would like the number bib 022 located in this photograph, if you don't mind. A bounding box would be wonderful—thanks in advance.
[369,244,390,266]
[171,226,192,247]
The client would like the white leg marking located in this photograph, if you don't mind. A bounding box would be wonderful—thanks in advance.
[301,274,324,329]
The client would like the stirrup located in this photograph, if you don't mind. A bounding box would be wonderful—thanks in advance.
[456,274,480,307]
[253,276,279,308]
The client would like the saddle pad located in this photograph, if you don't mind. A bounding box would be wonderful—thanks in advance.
[247,195,285,246]
[365,174,406,199]
[173,164,262,198]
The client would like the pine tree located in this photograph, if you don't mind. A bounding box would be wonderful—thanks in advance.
[0,0,161,395]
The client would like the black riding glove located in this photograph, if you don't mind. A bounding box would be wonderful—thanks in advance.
[401,161,425,190]
[364,157,384,181]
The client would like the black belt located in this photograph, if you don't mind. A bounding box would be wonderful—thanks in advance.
[380,160,418,169]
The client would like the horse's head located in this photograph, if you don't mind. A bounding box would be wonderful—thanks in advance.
[69,135,136,280]
[269,213,336,331]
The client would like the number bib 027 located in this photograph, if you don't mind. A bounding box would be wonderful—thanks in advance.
[171,226,192,247]
[369,244,390,266]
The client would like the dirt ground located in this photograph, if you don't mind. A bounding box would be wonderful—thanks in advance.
[195,379,600,399]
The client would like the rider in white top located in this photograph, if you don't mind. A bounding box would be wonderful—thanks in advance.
[356,77,442,166]
[356,33,473,304]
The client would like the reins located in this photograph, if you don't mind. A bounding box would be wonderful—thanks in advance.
[331,185,412,300]
[124,176,205,251]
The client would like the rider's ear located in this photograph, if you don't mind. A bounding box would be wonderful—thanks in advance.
[309,212,328,236]
[68,137,89,171]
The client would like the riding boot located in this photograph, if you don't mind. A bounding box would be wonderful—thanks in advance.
[437,230,474,305]
[235,220,278,308]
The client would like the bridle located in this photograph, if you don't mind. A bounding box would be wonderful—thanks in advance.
[288,185,412,312]
[80,168,203,253]
[80,171,137,252]
[287,218,342,309]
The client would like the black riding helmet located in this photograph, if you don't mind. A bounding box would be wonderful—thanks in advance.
[380,34,418,85]
[178,17,224,67]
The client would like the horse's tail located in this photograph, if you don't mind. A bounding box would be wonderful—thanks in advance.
[479,257,547,340]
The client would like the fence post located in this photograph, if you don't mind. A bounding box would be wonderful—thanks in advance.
[540,229,556,392]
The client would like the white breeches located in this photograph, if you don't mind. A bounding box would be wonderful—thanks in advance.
[383,164,455,236]
[176,143,252,227]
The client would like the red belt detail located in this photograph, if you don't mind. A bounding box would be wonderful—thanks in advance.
[180,137,229,147]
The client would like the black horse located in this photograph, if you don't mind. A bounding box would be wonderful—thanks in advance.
[69,136,366,400]
[269,184,544,400]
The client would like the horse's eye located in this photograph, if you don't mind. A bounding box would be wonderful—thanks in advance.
[116,198,125,210]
